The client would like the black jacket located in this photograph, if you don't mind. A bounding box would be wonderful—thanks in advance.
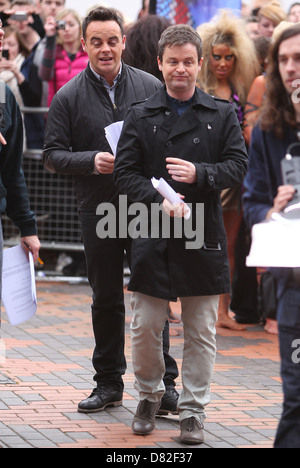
[0,84,37,237]
[114,86,248,299]
[43,62,162,211]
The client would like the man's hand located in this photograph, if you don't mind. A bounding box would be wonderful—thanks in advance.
[94,152,115,174]
[0,133,7,145]
[166,157,197,184]
[44,16,58,37]
[267,185,296,218]
[273,185,296,211]
[163,195,189,218]
[21,236,41,263]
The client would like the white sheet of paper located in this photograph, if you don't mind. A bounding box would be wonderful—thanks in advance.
[2,245,37,326]
[104,121,124,156]
[151,177,191,220]
[246,216,300,268]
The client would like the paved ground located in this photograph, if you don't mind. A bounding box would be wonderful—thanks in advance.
[0,281,282,449]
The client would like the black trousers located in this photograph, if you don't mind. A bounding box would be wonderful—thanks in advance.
[79,211,179,391]
[275,287,300,448]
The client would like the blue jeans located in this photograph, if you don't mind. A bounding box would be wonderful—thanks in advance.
[275,287,300,448]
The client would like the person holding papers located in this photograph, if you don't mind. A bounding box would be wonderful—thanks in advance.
[243,23,300,448]
[0,23,40,313]
[43,6,179,416]
[114,24,248,444]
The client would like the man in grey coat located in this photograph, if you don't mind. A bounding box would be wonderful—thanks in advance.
[114,24,248,444]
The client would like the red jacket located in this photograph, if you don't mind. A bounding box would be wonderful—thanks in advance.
[46,44,89,106]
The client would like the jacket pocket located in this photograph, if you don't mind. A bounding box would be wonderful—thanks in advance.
[203,193,225,245]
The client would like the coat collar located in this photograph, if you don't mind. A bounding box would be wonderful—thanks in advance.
[85,60,127,85]
[143,86,219,139]
[144,85,219,112]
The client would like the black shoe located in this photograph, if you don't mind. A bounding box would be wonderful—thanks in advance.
[180,417,204,445]
[78,386,123,413]
[157,387,179,415]
[132,400,161,435]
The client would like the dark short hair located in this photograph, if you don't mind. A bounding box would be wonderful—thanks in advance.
[10,0,34,5]
[158,24,203,62]
[82,6,124,40]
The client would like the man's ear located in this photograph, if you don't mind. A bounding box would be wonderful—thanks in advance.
[198,57,204,73]
[157,56,162,71]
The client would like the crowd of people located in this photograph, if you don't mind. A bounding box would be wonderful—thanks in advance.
[1,0,300,449]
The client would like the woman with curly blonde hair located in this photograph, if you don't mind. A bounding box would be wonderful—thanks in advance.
[197,10,260,331]
[197,9,260,109]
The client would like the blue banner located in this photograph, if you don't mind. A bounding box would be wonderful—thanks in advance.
[155,0,242,28]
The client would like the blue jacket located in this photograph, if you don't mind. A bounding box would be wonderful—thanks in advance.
[0,84,37,237]
[243,123,298,296]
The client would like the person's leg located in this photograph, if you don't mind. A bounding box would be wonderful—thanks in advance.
[162,320,179,388]
[130,292,169,434]
[125,239,179,414]
[231,219,260,325]
[217,210,245,331]
[158,320,180,415]
[275,287,300,448]
[178,295,219,444]
[78,212,126,412]
[131,292,169,402]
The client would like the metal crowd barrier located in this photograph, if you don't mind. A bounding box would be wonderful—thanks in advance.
[2,106,85,281]
[1,106,130,283]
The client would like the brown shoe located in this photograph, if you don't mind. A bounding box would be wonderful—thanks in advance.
[132,400,161,435]
[180,417,204,445]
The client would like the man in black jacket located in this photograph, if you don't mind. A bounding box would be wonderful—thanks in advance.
[43,7,179,414]
[0,23,40,311]
[114,24,248,444]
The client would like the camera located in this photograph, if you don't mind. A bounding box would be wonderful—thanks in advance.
[56,20,66,30]
[10,11,28,21]
[2,49,9,60]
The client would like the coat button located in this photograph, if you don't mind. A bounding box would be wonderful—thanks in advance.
[167,141,173,147]
[208,175,214,184]
[193,137,200,144]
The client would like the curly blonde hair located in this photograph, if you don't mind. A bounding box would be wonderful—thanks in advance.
[197,10,260,105]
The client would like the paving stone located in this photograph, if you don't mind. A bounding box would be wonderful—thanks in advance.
[0,282,284,449]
